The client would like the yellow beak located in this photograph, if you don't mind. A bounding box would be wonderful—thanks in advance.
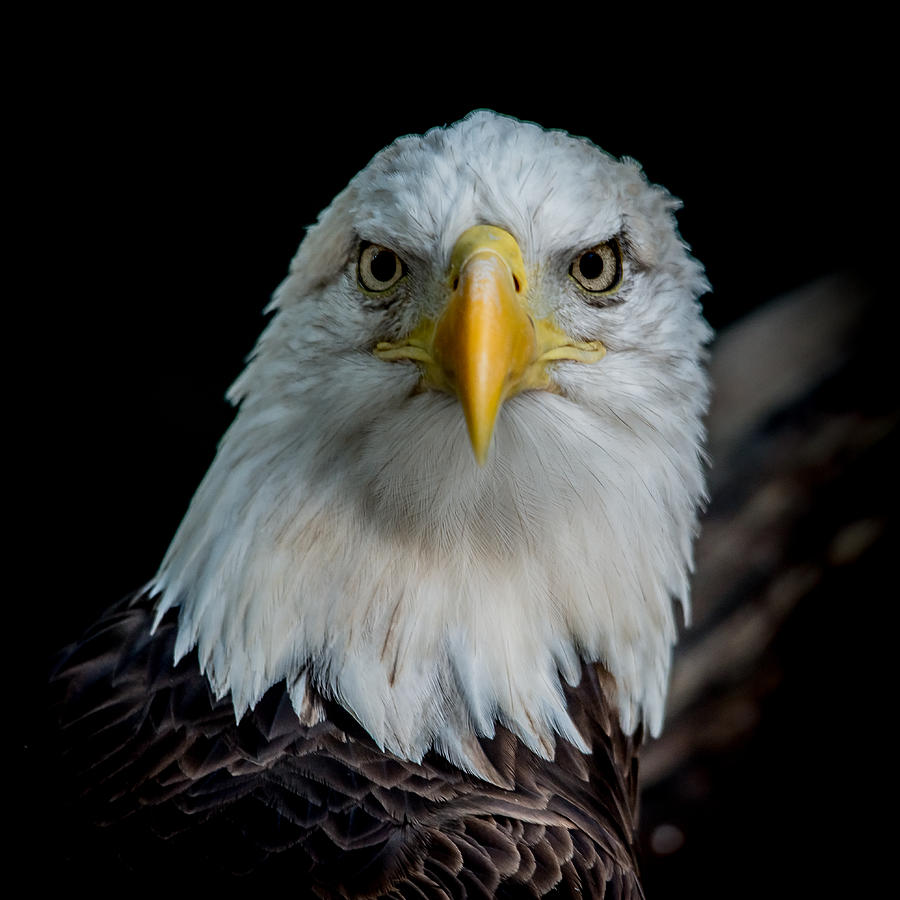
[375,225,606,465]
[432,227,536,464]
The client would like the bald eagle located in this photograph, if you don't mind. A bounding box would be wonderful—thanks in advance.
[49,111,710,897]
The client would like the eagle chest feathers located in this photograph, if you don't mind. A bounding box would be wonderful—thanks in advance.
[50,111,710,898]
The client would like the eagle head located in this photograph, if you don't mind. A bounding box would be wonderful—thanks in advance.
[150,110,711,776]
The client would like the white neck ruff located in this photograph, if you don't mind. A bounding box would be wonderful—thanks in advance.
[151,360,704,777]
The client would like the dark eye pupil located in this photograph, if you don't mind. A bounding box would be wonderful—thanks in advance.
[579,252,604,281]
[370,248,398,283]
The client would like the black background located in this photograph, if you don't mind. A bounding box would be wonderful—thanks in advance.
[14,17,890,897]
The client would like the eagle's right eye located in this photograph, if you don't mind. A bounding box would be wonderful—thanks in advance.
[358,243,405,292]
[569,239,622,296]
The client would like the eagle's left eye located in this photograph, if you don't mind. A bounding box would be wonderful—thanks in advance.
[358,243,405,292]
[570,239,622,295]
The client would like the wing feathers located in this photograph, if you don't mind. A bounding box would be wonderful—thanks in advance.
[48,591,644,897]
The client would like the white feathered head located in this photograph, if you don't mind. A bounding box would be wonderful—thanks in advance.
[151,111,711,775]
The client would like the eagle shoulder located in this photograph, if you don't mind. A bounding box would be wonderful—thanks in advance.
[48,590,644,898]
